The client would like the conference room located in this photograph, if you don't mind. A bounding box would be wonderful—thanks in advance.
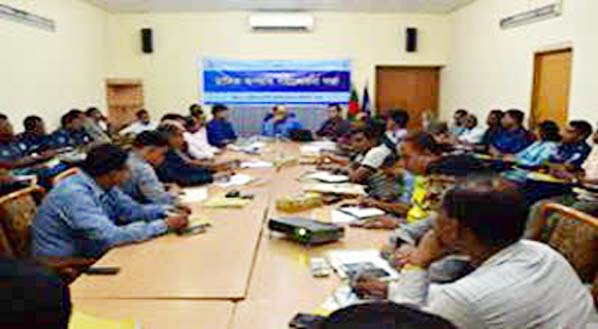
[0,0,597,328]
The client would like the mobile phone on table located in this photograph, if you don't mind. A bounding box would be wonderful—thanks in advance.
[84,266,120,275]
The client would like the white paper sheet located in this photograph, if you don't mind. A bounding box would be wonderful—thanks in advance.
[240,160,274,169]
[338,206,385,219]
[330,209,357,224]
[216,174,255,188]
[180,187,208,203]
[304,171,349,184]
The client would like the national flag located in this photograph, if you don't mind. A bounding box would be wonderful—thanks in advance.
[361,82,372,117]
[348,85,360,119]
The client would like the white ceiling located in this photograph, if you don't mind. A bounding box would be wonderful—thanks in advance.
[87,0,475,13]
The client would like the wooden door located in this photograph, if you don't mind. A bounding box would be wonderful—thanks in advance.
[106,79,144,129]
[376,66,441,129]
[530,48,572,128]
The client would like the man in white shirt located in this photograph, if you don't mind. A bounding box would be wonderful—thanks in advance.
[458,114,486,145]
[356,180,597,329]
[356,109,409,182]
[119,109,158,136]
[183,116,220,160]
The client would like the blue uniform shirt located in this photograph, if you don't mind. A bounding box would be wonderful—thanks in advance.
[31,172,168,258]
[261,117,303,138]
[206,119,237,147]
[15,133,52,154]
[550,141,592,167]
[492,128,534,154]
[121,152,176,205]
[51,128,91,148]
[0,141,27,162]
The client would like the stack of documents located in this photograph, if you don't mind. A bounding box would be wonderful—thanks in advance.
[330,207,385,224]
[300,141,337,156]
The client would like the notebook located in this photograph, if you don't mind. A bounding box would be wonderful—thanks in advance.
[69,311,140,329]
[326,249,400,281]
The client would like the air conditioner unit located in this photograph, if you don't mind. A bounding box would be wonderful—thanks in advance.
[0,4,55,31]
[500,2,562,29]
[249,13,314,32]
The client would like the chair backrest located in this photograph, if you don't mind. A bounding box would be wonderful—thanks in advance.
[0,186,45,258]
[540,203,598,305]
[52,167,79,186]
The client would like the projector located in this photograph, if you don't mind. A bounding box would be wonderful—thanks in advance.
[268,217,345,245]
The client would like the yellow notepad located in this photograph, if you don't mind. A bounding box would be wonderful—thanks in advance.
[69,311,139,329]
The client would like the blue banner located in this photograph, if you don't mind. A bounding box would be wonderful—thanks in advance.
[202,59,351,105]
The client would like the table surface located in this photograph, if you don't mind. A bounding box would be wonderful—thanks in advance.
[73,299,234,329]
[71,142,388,328]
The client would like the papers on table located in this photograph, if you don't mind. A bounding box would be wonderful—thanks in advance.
[68,311,140,329]
[304,171,349,184]
[180,187,208,203]
[240,160,273,169]
[304,183,366,196]
[337,207,385,219]
[330,207,386,225]
[216,174,255,188]
[229,137,267,154]
[326,249,400,282]
[300,141,337,156]
[313,283,362,317]
[203,197,251,208]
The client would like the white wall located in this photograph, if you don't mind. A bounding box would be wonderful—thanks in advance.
[0,0,109,131]
[441,0,598,125]
[105,11,451,118]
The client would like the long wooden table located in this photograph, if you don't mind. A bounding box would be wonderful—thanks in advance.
[71,142,388,328]
[73,299,234,329]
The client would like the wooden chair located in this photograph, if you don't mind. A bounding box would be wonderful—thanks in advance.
[539,202,598,306]
[51,167,80,186]
[0,185,94,283]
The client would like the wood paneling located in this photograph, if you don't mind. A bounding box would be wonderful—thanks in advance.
[376,66,441,129]
[531,49,572,128]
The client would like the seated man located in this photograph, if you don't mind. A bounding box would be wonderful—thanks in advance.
[507,120,561,167]
[475,109,503,153]
[207,104,237,147]
[261,105,303,138]
[0,114,57,170]
[0,257,72,329]
[86,107,111,133]
[156,123,226,187]
[16,115,52,154]
[550,120,593,168]
[120,131,178,205]
[349,109,409,184]
[356,182,597,329]
[490,109,534,156]
[316,103,351,141]
[449,109,468,137]
[322,302,456,329]
[31,144,189,259]
[457,114,486,145]
[51,110,92,148]
[82,107,111,144]
[119,109,158,136]
[184,115,220,160]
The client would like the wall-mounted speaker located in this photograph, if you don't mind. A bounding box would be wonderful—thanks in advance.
[406,27,418,53]
[141,28,153,54]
